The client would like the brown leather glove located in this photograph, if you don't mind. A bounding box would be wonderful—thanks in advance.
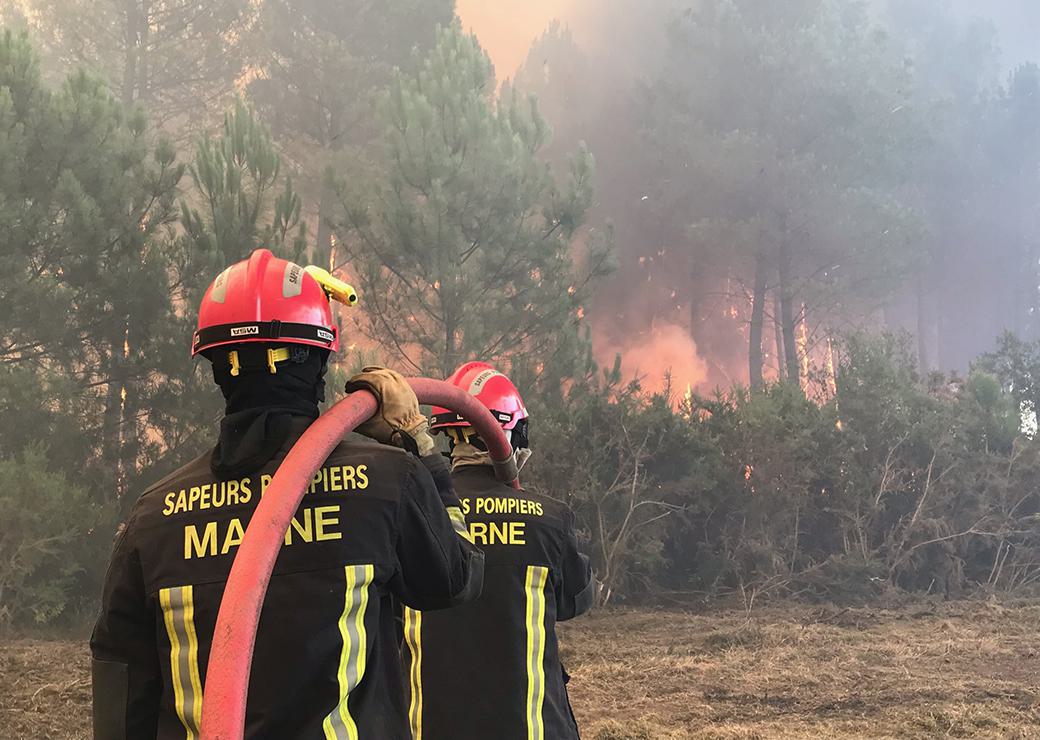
[345,366,435,456]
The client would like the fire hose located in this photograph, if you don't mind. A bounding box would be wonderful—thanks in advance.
[198,377,517,740]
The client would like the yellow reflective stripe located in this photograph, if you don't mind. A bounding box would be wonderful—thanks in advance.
[525,566,549,740]
[446,506,473,543]
[182,587,204,729]
[323,564,375,740]
[159,588,187,739]
[351,568,371,731]
[159,586,202,740]
[404,607,423,740]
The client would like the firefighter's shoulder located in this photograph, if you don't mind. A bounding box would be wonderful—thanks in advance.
[324,435,426,500]
[453,467,574,530]
[133,451,213,519]
[517,487,572,525]
[141,437,419,518]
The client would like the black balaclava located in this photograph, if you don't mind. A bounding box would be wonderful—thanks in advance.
[206,344,329,479]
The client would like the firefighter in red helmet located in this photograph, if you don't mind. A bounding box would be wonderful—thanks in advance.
[90,249,482,739]
[402,362,594,740]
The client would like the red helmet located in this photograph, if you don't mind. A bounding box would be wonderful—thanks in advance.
[430,362,529,434]
[192,249,355,356]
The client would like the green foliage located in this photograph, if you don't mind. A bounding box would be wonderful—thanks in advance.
[978,332,1040,428]
[247,0,452,267]
[7,2,1040,629]
[180,99,307,273]
[524,373,703,603]
[251,0,451,149]
[0,31,214,627]
[331,23,613,376]
[0,30,188,503]
[530,333,1040,604]
[0,448,111,626]
[29,0,253,136]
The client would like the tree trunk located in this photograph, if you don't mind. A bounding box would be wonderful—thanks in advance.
[778,239,801,387]
[136,1,150,103]
[121,0,140,106]
[316,180,334,269]
[101,334,127,502]
[442,297,457,378]
[773,287,785,382]
[748,255,767,390]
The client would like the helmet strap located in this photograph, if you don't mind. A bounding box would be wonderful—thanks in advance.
[225,345,309,377]
[267,347,291,374]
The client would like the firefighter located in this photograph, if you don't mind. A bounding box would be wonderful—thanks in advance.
[402,362,595,740]
[90,248,483,740]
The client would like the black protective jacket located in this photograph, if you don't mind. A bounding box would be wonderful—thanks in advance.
[91,418,483,740]
[402,465,594,740]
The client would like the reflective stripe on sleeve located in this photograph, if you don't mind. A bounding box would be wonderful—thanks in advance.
[525,565,549,740]
[323,564,375,740]
[404,607,423,740]
[159,586,203,740]
[446,506,474,542]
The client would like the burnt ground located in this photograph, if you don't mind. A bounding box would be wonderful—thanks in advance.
[3,600,1039,738]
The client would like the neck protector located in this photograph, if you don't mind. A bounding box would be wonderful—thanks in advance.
[207,345,328,478]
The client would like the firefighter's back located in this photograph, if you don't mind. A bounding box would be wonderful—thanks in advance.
[105,427,436,739]
[406,465,592,740]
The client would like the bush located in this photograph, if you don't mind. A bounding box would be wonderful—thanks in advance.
[0,448,113,627]
[524,373,704,604]
[532,333,1040,604]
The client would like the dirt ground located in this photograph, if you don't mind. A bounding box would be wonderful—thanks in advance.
[2,600,1039,739]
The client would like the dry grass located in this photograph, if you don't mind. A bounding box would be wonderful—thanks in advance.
[0,639,91,739]
[561,600,1040,739]
[2,600,1039,738]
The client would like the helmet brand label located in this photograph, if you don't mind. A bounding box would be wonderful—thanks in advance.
[316,328,334,342]
[230,325,260,337]
[283,263,304,298]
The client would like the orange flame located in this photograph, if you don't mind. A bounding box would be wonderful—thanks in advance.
[826,337,837,396]
[797,305,810,387]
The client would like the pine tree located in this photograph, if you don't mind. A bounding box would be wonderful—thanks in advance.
[330,23,612,377]
[179,99,308,288]
[0,30,187,500]
[248,0,452,269]
[642,0,924,389]
[29,0,253,138]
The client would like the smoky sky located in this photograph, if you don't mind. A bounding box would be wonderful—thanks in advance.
[457,0,1040,392]
[949,0,1040,69]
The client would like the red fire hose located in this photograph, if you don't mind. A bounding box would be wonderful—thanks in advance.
[198,378,516,740]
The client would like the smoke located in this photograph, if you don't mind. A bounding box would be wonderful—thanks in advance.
[595,322,710,397]
[461,0,725,392]
[455,0,579,80]
[947,0,1040,68]
[463,0,1040,389]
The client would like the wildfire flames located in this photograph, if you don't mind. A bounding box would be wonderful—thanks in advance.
[593,322,709,399]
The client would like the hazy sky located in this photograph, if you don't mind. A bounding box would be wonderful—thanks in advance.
[950,0,1040,69]
[455,0,570,79]
[458,1,1040,80]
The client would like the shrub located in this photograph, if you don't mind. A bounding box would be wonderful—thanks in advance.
[0,448,112,627]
